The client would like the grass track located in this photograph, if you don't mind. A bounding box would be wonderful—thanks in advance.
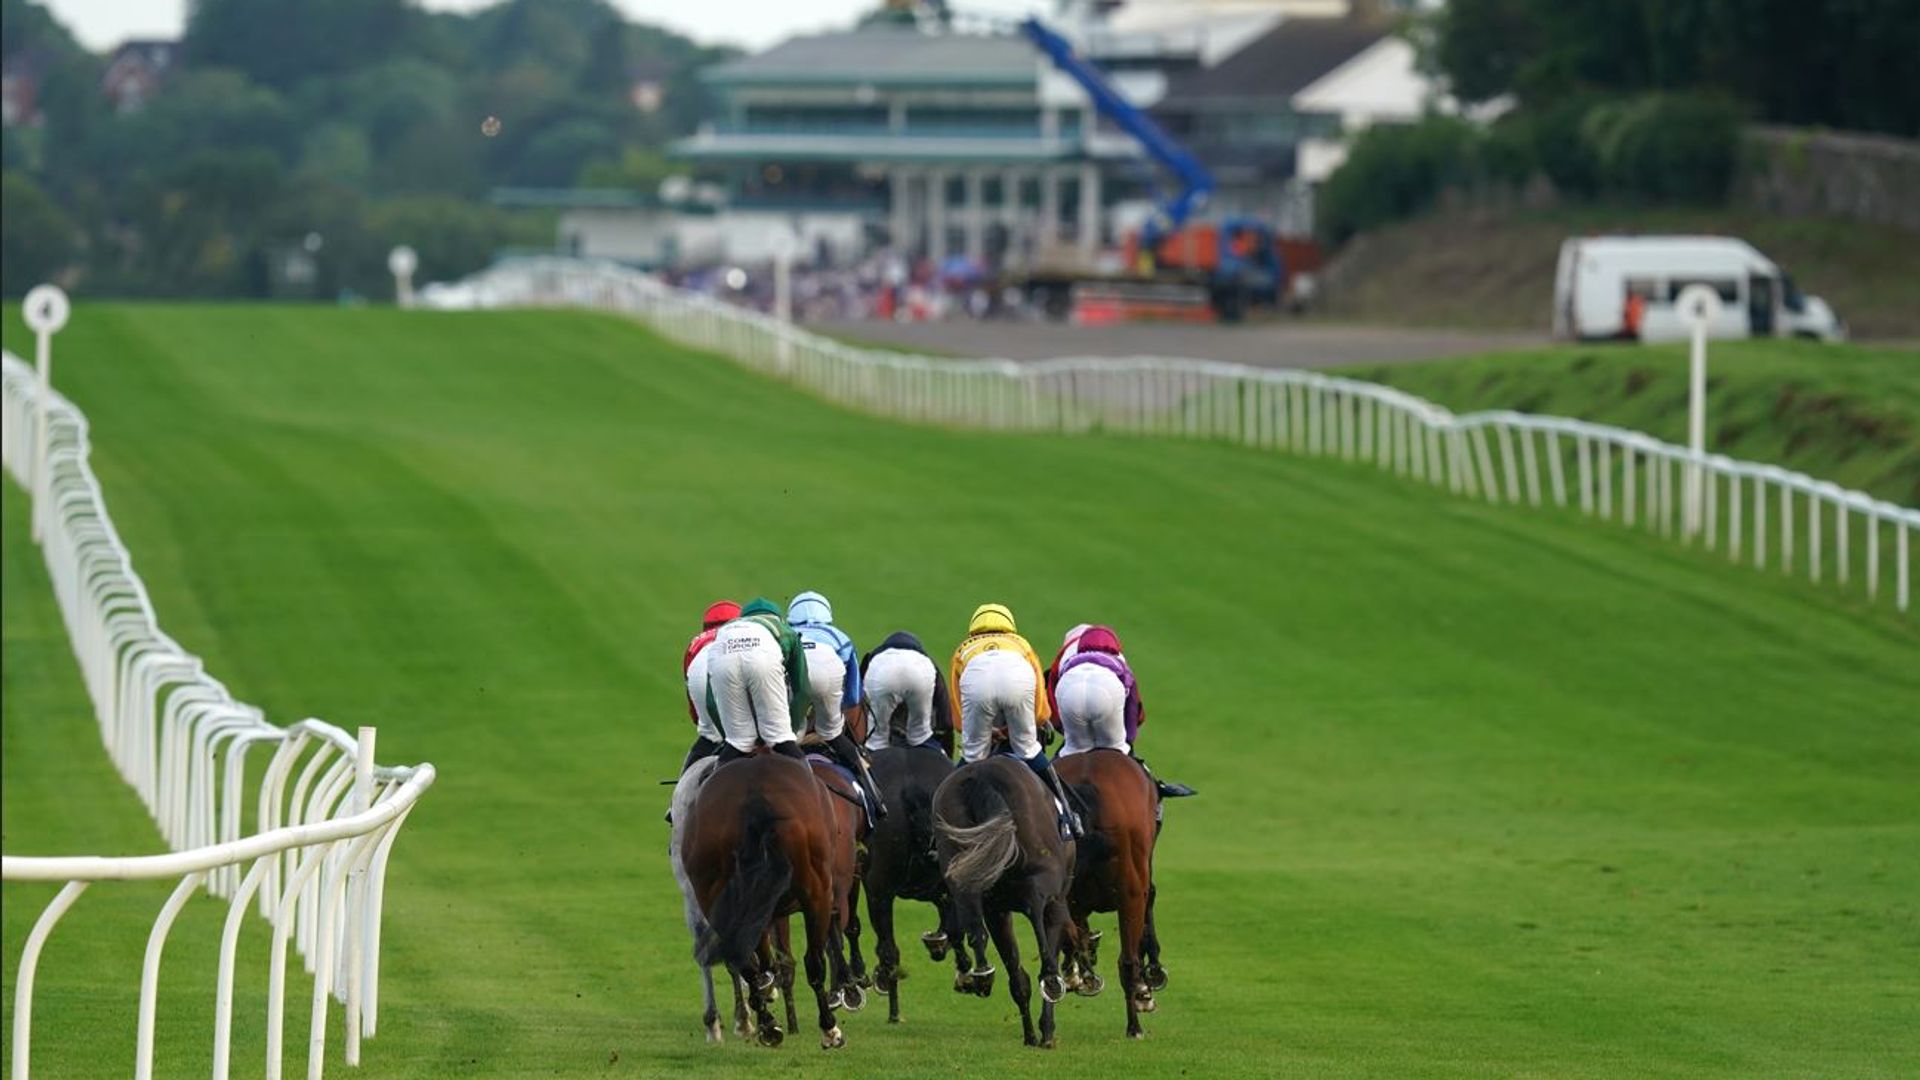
[3,306,1917,1078]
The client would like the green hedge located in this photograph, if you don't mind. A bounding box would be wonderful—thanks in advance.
[1320,92,1743,244]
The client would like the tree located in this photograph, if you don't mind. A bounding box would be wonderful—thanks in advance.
[185,0,412,91]
[1,171,78,294]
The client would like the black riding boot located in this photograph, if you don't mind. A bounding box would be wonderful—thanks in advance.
[682,736,722,773]
[1132,753,1197,798]
[1027,753,1084,839]
[769,739,807,762]
[827,732,888,819]
[667,737,727,823]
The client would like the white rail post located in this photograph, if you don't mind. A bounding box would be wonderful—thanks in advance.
[1676,284,1720,540]
[23,284,71,543]
[345,727,376,1064]
[772,232,795,376]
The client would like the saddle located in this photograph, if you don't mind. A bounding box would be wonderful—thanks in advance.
[807,753,876,828]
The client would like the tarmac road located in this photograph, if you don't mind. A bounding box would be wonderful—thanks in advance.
[808,318,1546,368]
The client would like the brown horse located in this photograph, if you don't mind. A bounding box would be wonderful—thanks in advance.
[808,753,872,1009]
[1054,749,1164,1039]
[933,755,1076,1048]
[684,753,849,1049]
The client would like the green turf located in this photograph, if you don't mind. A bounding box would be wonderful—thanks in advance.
[1346,338,1920,507]
[3,305,1917,1079]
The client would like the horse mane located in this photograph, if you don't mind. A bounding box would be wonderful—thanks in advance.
[694,793,792,969]
[937,774,1021,893]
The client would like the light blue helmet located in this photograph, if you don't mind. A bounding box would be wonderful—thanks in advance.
[788,590,834,626]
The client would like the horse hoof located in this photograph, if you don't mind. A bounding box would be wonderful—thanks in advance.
[1135,992,1158,1013]
[705,1021,724,1045]
[820,1026,845,1050]
[1076,972,1105,997]
[1128,1029,1145,1041]
[842,984,867,1012]
[922,932,949,961]
[1038,1035,1057,1050]
[757,1024,784,1049]
[874,969,897,994]
[1143,966,1167,991]
[1040,974,1066,1004]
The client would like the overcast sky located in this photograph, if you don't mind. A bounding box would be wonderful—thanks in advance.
[42,0,1052,53]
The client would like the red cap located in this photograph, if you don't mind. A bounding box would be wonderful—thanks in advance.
[1078,625,1124,655]
[702,600,742,629]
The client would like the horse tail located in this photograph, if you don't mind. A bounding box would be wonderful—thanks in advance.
[937,774,1021,894]
[695,794,792,970]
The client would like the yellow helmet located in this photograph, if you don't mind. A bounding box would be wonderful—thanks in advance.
[968,603,1017,635]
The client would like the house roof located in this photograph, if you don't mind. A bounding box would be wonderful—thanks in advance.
[704,26,1035,87]
[1157,17,1386,109]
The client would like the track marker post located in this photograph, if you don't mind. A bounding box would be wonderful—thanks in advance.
[23,284,70,543]
[1676,284,1721,541]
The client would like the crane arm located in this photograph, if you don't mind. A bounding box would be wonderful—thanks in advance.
[1019,16,1215,233]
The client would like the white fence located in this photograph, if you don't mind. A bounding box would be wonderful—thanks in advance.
[1,345,437,1080]
[445,257,1915,617]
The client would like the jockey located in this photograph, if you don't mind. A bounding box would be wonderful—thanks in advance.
[861,630,952,755]
[950,603,1082,838]
[787,591,886,818]
[1050,624,1196,800]
[705,597,809,764]
[679,599,741,772]
[1052,625,1142,756]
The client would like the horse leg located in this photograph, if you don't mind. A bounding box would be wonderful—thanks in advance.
[987,909,1038,1047]
[1028,889,1068,1049]
[731,972,751,1039]
[868,890,906,1022]
[1120,858,1151,1038]
[773,918,800,1033]
[1141,882,1167,990]
[734,957,782,1048]
[803,902,845,1049]
[700,962,722,1044]
[844,878,870,996]
[950,890,995,998]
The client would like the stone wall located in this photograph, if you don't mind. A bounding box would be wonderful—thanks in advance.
[1741,126,1920,233]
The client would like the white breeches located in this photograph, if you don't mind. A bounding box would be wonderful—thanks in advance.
[1055,663,1129,756]
[958,650,1039,763]
[707,620,793,751]
[685,646,722,744]
[863,648,937,751]
[801,641,847,740]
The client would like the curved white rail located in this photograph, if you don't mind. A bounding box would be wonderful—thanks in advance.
[1,348,437,1080]
[446,256,1914,616]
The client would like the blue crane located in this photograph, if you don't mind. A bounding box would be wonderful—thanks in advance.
[1016,15,1284,321]
[1018,16,1215,243]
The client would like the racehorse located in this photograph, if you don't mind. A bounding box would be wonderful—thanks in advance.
[932,755,1076,1048]
[807,750,872,1010]
[1055,749,1165,1038]
[682,753,850,1049]
[668,756,741,1042]
[861,743,965,1024]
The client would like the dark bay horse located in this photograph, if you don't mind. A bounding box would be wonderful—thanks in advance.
[1055,749,1164,1038]
[932,756,1076,1048]
[861,744,965,1024]
[683,754,849,1049]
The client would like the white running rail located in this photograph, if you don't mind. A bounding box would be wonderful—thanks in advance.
[444,256,1915,616]
[1,346,437,1080]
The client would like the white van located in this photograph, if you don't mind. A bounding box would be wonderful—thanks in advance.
[1553,236,1845,343]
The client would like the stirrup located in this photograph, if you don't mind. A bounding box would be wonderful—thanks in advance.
[1156,779,1198,798]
